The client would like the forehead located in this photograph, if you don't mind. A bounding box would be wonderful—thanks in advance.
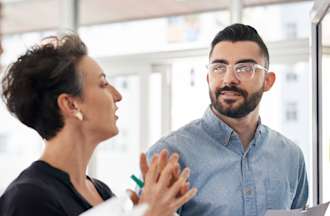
[76,56,104,84]
[210,41,264,64]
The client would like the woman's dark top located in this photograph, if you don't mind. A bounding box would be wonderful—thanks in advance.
[0,160,114,216]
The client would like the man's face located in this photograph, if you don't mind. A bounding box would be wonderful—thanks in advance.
[207,41,269,118]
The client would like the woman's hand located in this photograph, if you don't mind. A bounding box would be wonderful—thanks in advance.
[138,150,197,216]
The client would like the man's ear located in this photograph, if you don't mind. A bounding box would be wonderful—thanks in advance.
[57,93,79,118]
[263,72,276,92]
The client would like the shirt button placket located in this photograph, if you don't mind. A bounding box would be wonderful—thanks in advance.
[242,155,257,216]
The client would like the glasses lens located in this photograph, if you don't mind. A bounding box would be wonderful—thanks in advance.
[235,63,254,80]
[209,63,226,74]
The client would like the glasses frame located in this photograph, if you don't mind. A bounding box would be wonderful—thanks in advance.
[206,62,269,81]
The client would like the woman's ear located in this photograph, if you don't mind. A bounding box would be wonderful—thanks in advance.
[263,71,276,92]
[57,94,80,118]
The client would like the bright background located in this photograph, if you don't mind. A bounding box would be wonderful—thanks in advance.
[0,0,329,213]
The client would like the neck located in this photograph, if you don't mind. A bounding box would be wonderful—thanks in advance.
[40,125,97,186]
[211,106,260,150]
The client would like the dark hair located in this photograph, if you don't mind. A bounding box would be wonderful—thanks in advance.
[209,23,269,68]
[1,34,87,140]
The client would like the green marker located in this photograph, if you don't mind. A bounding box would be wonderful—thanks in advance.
[131,174,144,188]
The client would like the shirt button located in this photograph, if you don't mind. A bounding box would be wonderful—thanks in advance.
[244,187,253,195]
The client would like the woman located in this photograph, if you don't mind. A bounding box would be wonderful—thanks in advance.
[0,34,197,216]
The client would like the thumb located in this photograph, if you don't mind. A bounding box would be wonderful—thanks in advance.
[126,189,140,205]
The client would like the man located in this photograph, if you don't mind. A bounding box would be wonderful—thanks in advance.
[146,24,308,216]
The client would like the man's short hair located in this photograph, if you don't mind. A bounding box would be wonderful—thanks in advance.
[209,23,269,69]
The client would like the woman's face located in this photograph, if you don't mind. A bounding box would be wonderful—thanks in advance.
[76,56,122,141]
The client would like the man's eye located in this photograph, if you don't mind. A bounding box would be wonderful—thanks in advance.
[237,66,251,72]
[214,65,226,72]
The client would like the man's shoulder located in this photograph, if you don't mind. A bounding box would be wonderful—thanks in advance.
[263,125,303,155]
[147,118,204,154]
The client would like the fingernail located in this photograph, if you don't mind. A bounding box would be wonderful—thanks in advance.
[191,187,198,196]
[184,168,190,178]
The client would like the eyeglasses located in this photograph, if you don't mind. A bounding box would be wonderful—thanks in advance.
[206,62,268,81]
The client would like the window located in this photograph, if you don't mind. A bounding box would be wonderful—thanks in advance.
[286,71,298,82]
[320,8,330,205]
[260,62,311,200]
[243,2,313,41]
[149,72,162,146]
[94,75,140,194]
[79,10,229,57]
[285,102,298,121]
[171,57,209,130]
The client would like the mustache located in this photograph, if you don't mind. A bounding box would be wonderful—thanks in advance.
[215,85,248,98]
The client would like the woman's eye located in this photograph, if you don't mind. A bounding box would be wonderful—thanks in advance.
[101,81,109,87]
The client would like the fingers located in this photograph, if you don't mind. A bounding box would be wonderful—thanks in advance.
[139,153,149,181]
[127,189,139,205]
[140,151,197,215]
[171,187,198,210]
[157,153,180,188]
[168,164,181,188]
[144,151,178,185]
[158,163,180,190]
[169,153,179,164]
[180,182,190,195]
[156,149,169,180]
[145,154,159,184]
[167,168,190,198]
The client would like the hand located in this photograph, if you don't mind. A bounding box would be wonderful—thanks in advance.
[140,149,191,196]
[128,150,172,205]
[139,152,197,216]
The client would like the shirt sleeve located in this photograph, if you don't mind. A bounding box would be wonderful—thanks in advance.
[291,149,309,209]
[0,183,64,216]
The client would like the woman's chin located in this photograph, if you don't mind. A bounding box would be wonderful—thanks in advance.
[108,127,119,137]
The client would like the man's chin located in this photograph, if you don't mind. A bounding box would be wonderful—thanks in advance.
[219,100,242,110]
[213,103,244,117]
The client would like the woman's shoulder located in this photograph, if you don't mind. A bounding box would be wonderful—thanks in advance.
[0,180,63,216]
[89,177,115,200]
[0,161,65,215]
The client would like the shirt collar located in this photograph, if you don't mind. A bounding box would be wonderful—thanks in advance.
[202,106,264,146]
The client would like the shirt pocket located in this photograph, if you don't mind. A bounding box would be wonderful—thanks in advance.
[264,177,294,210]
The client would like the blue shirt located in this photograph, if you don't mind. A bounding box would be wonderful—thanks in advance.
[147,107,308,216]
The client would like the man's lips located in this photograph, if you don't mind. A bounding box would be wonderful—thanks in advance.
[220,91,241,96]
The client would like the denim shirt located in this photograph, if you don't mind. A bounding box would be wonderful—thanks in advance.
[147,107,308,216]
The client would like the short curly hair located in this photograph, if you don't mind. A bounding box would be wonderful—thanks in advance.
[1,33,87,140]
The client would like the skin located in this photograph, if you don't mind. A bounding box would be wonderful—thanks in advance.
[40,56,197,215]
[207,41,276,150]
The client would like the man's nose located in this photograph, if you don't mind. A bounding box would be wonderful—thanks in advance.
[222,66,240,85]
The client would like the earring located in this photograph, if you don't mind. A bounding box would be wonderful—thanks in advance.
[75,111,84,121]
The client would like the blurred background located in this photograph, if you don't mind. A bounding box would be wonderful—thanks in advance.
[0,0,329,211]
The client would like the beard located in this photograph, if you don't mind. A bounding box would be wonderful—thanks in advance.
[209,84,264,118]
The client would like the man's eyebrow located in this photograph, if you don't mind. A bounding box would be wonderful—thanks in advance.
[210,59,229,64]
[235,59,257,64]
[210,59,257,64]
